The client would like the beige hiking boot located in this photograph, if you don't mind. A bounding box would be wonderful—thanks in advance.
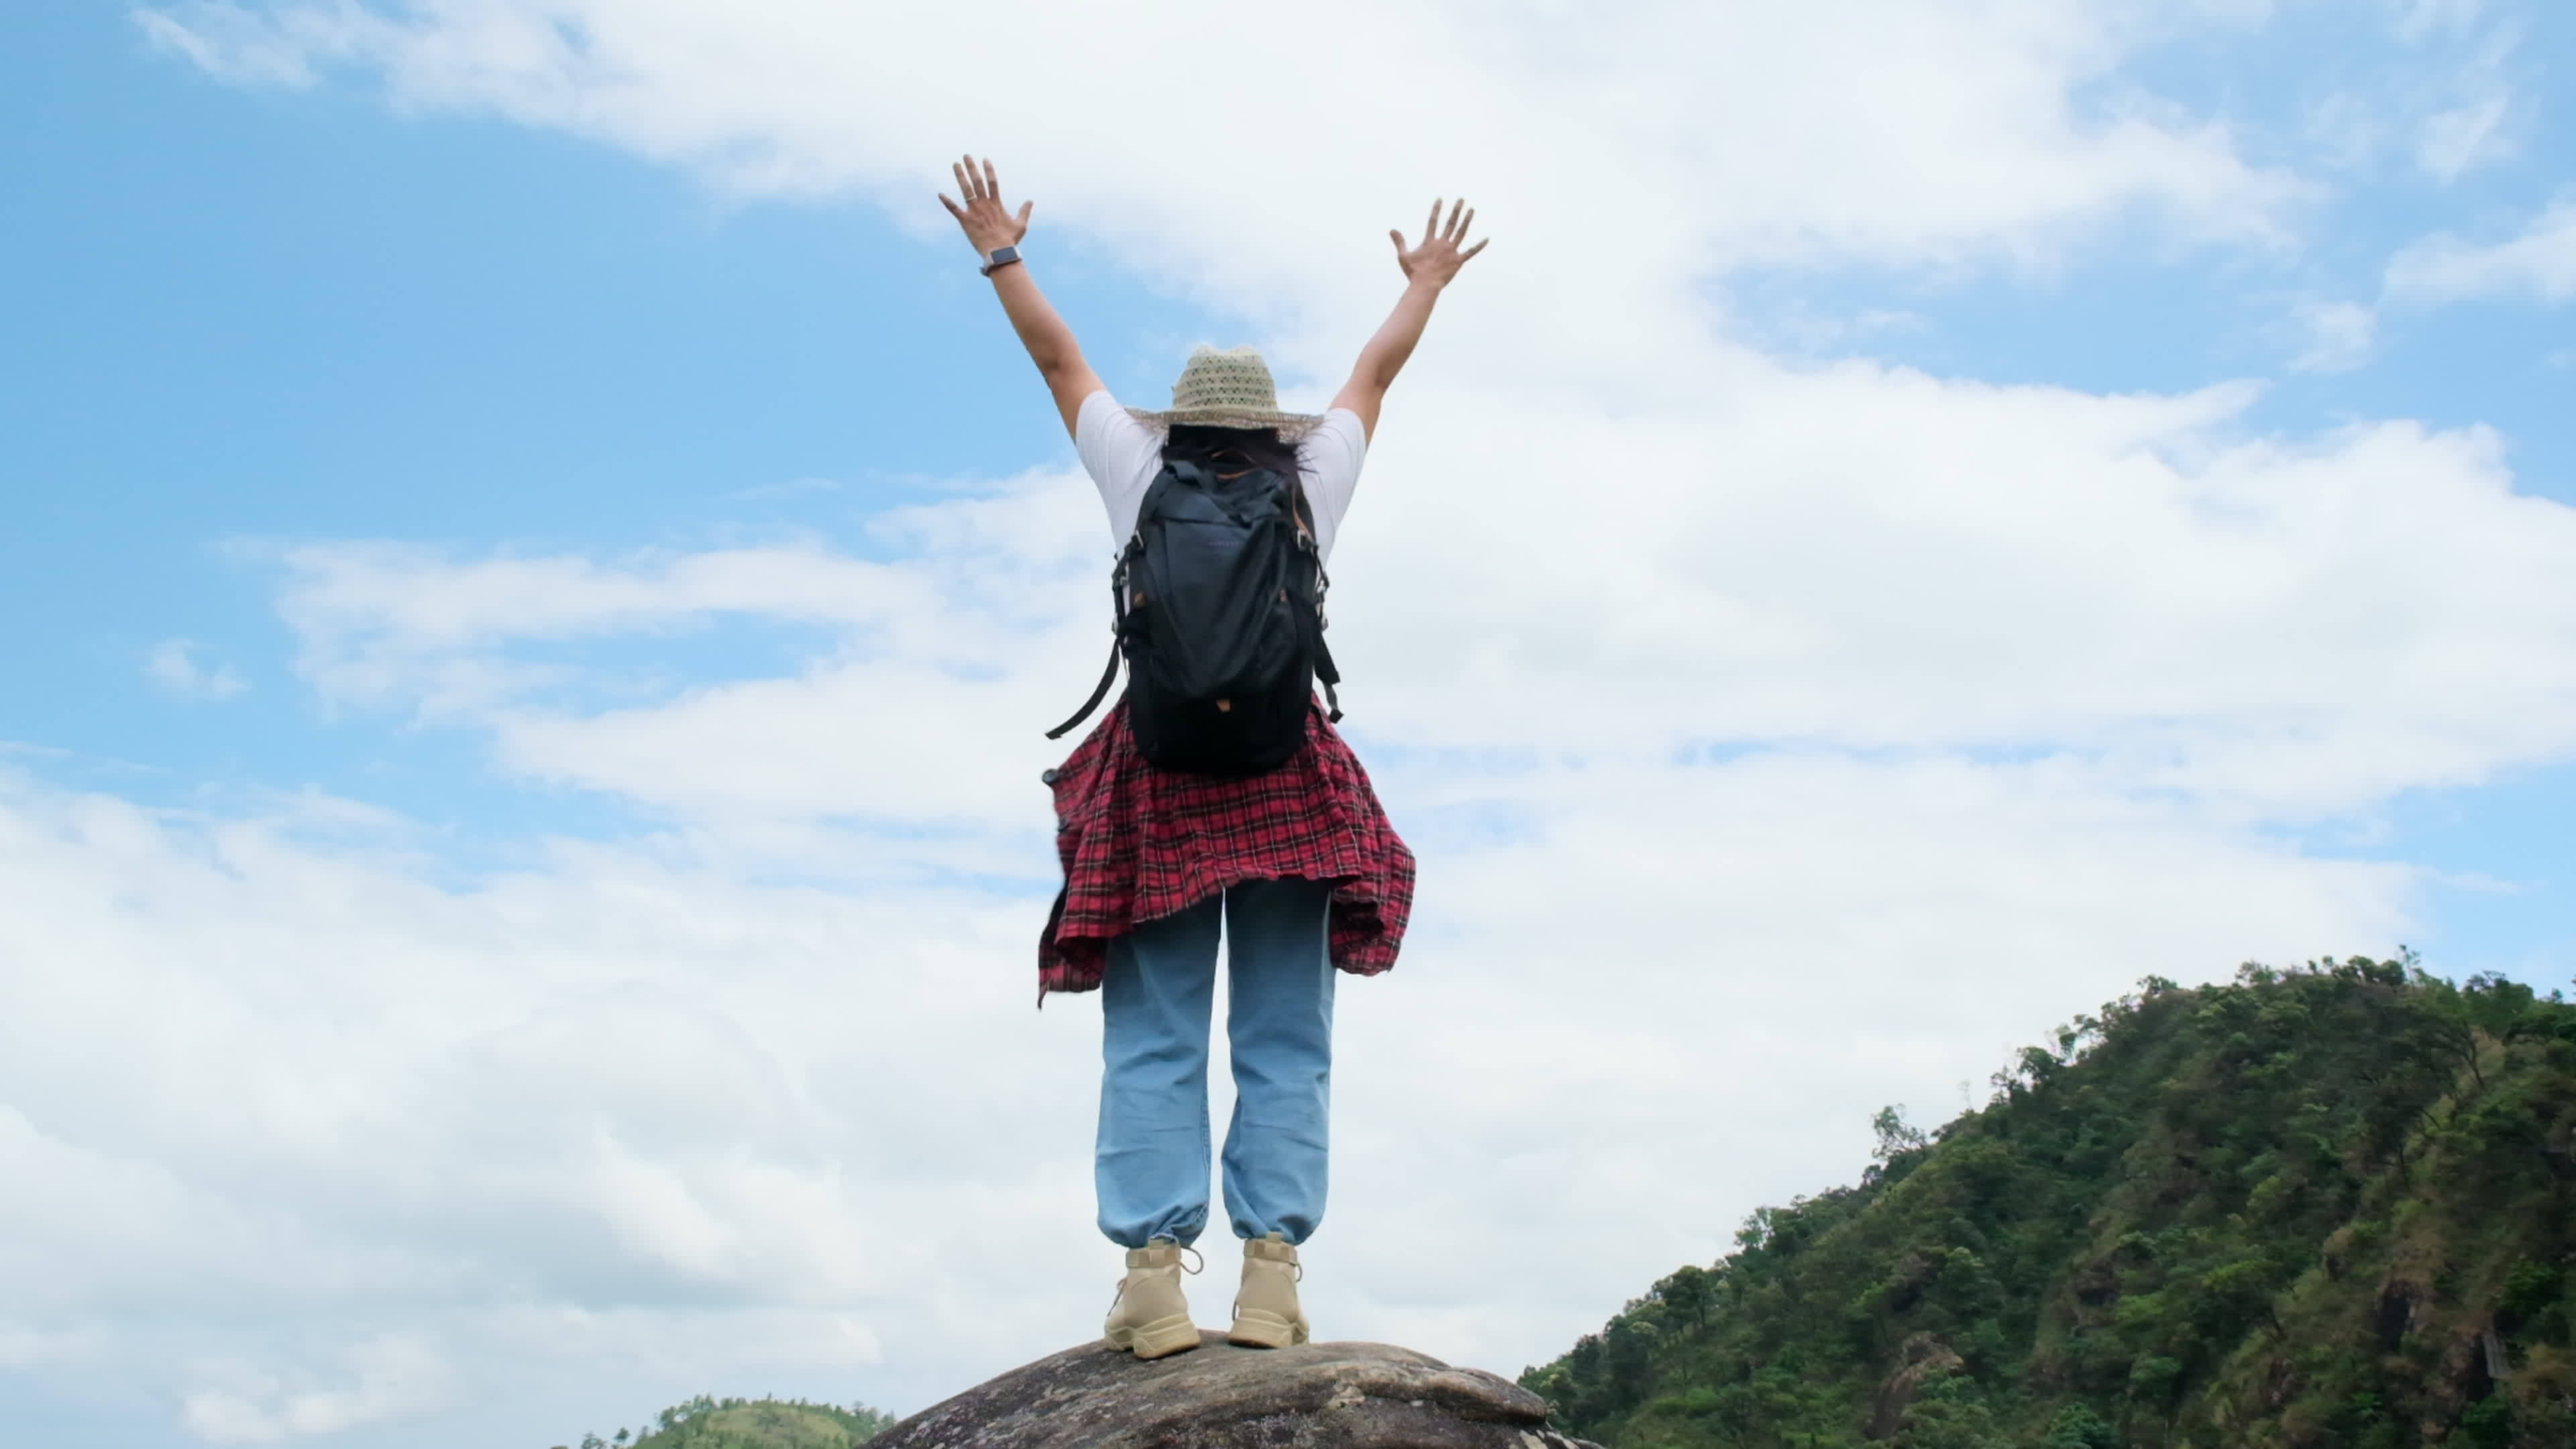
[1104,1240,1201,1360]
[1227,1233,1310,1348]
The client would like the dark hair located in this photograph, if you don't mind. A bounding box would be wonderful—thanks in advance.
[1161,423,1303,481]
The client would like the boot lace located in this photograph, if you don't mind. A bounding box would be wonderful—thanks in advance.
[1106,1243,1203,1312]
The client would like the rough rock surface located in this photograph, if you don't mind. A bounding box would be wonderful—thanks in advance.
[1866,1331,1966,1440]
[871,1333,1603,1449]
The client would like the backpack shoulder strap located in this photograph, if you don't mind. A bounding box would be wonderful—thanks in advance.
[1046,639,1124,741]
[1045,540,1141,741]
[1278,468,1343,722]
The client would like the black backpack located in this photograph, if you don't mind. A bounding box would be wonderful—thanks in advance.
[1047,458,1341,775]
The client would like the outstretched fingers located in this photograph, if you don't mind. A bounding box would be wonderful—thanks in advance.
[1391,195,1487,276]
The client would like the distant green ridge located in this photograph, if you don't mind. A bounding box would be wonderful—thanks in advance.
[1519,955,2575,1448]
[555,1394,896,1449]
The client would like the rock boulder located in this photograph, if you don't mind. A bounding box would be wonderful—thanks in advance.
[871,1334,1602,1449]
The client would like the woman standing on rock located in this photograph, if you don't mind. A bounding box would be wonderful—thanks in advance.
[939,157,1484,1358]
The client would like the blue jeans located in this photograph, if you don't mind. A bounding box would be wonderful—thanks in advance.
[1096,877,1336,1249]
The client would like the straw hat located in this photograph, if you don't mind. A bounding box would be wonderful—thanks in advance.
[1127,345,1323,438]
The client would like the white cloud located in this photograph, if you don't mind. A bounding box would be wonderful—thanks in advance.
[2385,198,2576,306]
[135,5,323,89]
[147,639,248,701]
[290,374,2576,827]
[0,733,2419,1434]
[0,1321,104,1370]
[2302,2,2522,181]
[181,1336,456,1444]
[139,0,2304,331]
[2416,92,2514,180]
[2393,0,2487,44]
[2288,299,2378,372]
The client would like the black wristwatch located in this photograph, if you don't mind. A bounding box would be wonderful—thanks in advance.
[979,245,1022,277]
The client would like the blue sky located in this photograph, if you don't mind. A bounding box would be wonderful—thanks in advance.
[3,1,2573,1444]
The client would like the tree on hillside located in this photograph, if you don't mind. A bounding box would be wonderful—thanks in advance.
[557,1394,898,1449]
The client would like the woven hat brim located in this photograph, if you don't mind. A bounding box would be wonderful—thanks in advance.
[1128,405,1324,439]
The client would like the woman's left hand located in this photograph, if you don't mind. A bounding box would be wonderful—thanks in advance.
[938,154,1032,257]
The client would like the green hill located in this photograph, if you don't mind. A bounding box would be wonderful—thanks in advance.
[1519,955,2575,1448]
[555,1394,896,1449]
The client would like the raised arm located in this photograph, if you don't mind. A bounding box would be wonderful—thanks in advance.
[1330,198,1487,442]
[939,155,1104,438]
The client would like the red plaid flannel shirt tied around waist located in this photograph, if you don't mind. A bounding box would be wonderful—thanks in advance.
[1037,700,1414,1002]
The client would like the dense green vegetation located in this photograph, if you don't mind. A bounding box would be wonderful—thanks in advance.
[1521,955,2576,1448]
[553,1394,896,1449]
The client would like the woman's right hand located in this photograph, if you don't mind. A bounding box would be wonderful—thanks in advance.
[1390,199,1487,288]
[938,154,1032,257]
